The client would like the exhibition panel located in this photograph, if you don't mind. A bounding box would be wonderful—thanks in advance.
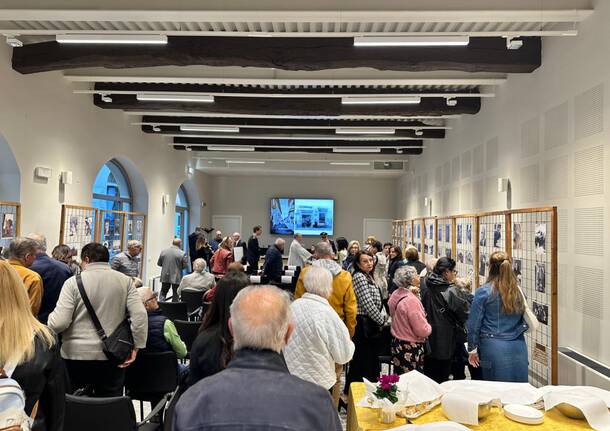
[0,201,20,251]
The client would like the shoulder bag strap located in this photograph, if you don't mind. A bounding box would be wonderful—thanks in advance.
[75,274,107,340]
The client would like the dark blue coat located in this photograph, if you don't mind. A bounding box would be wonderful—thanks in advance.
[262,245,283,282]
[144,309,172,352]
[30,253,72,324]
[174,348,342,431]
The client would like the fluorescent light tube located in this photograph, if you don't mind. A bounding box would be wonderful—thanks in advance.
[226,160,265,164]
[56,34,167,44]
[329,162,371,166]
[354,36,470,47]
[332,148,381,153]
[335,127,395,135]
[180,125,239,133]
[137,94,214,103]
[341,96,421,105]
[207,146,255,152]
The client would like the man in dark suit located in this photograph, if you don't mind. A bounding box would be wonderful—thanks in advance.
[188,227,203,269]
[246,225,262,274]
[263,238,285,283]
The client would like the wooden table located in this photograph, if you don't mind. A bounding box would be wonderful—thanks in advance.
[348,382,594,430]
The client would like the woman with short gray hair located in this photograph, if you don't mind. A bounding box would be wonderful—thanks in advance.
[178,258,216,299]
[388,265,431,374]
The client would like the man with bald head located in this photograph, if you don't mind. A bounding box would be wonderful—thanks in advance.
[262,237,285,283]
[175,285,342,431]
[157,238,189,302]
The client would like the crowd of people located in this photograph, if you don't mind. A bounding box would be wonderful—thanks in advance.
[0,226,531,431]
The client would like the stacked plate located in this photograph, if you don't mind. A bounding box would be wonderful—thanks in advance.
[503,404,544,425]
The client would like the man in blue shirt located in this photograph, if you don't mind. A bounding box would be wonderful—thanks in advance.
[209,230,222,252]
[26,233,72,323]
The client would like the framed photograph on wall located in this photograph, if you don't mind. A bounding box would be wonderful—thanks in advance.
[1,213,15,239]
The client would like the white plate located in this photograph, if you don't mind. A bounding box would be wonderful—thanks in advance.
[504,404,544,425]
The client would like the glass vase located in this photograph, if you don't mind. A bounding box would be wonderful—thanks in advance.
[378,405,396,424]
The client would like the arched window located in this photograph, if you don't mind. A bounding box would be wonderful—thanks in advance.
[92,160,133,212]
[175,185,189,249]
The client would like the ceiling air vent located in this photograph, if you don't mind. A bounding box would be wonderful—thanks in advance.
[374,161,404,170]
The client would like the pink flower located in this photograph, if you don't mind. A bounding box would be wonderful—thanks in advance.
[380,382,392,391]
[388,374,400,384]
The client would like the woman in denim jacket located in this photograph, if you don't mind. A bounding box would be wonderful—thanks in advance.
[466,251,529,382]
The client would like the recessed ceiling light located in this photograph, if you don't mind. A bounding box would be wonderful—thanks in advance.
[56,34,168,44]
[415,129,424,136]
[446,97,458,107]
[335,127,395,135]
[152,125,161,132]
[207,146,255,152]
[354,36,470,47]
[100,94,113,103]
[226,160,265,164]
[137,94,214,103]
[341,96,421,105]
[180,125,239,133]
[6,36,23,47]
[329,162,371,166]
[333,148,381,153]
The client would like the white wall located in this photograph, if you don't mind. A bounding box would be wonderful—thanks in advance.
[0,43,212,280]
[397,0,610,367]
[210,174,397,249]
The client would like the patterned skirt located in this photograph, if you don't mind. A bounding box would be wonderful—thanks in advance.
[391,337,425,374]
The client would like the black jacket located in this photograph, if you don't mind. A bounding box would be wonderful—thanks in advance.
[263,245,283,282]
[387,259,407,294]
[246,235,260,267]
[420,272,469,361]
[406,259,426,275]
[12,335,66,431]
[187,324,224,388]
[175,348,342,431]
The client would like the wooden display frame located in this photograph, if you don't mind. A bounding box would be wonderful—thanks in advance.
[0,201,21,251]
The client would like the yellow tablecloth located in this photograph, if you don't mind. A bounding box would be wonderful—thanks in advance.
[347,382,594,431]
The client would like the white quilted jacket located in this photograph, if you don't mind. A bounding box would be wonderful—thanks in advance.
[283,293,355,390]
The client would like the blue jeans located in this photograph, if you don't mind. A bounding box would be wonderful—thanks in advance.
[479,335,528,382]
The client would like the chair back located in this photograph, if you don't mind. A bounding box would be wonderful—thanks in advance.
[163,387,185,431]
[125,351,178,399]
[64,394,136,431]
[180,290,204,314]
[158,301,188,321]
[174,320,201,353]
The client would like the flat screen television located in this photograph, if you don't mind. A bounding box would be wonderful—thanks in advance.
[270,198,334,236]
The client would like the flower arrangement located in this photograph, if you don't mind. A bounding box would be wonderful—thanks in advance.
[374,374,400,404]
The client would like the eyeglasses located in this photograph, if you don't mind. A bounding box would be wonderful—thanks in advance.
[144,292,158,304]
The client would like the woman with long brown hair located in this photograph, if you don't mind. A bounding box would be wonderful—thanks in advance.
[0,261,65,431]
[466,251,529,382]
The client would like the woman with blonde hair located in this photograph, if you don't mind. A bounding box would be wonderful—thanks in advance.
[466,251,529,382]
[0,261,65,431]
[342,240,360,272]
[210,236,234,276]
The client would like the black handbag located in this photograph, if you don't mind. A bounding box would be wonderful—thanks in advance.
[359,315,383,339]
[76,275,134,364]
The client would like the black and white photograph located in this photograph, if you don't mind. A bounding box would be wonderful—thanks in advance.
[533,301,548,325]
[84,216,93,237]
[69,215,79,237]
[457,225,463,244]
[136,219,143,235]
[535,223,546,254]
[513,259,522,284]
[438,225,443,243]
[127,220,133,236]
[429,245,434,256]
[466,224,473,245]
[479,224,487,247]
[415,224,420,240]
[1,213,15,239]
[424,244,429,254]
[457,251,464,263]
[445,224,451,243]
[535,262,546,293]
[493,223,502,248]
[445,248,452,258]
[513,222,523,250]
[428,224,434,240]
[103,219,111,237]
[466,251,473,265]
[479,253,487,277]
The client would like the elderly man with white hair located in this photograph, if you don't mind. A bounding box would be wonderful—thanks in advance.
[174,285,342,431]
[262,237,285,282]
[284,266,354,390]
[27,233,72,323]
[111,239,142,278]
[177,258,215,299]
[287,233,311,268]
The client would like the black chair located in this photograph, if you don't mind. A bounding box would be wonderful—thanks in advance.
[201,301,212,316]
[174,320,201,354]
[125,351,179,420]
[158,301,188,321]
[163,387,185,431]
[179,290,204,315]
[64,394,165,431]
[378,326,394,374]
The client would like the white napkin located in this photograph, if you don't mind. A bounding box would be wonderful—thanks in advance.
[281,275,293,283]
[397,371,444,406]
[544,389,610,431]
[540,386,610,408]
[441,391,500,425]
[249,275,261,284]
[387,421,472,431]
[440,379,542,406]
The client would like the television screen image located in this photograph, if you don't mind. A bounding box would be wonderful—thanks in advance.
[270,198,334,236]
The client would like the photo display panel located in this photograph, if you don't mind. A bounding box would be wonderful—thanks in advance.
[0,201,20,252]
[437,217,453,260]
[60,205,96,256]
[412,219,424,257]
[99,209,124,259]
[405,220,413,247]
[424,218,436,259]
[125,212,147,276]
[477,213,507,286]
[392,220,402,248]
[511,210,555,387]
[270,198,334,236]
[454,216,476,281]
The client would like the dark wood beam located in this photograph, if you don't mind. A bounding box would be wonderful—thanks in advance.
[173,137,423,148]
[144,125,445,139]
[96,94,480,116]
[173,144,422,155]
[13,36,541,74]
[141,116,446,128]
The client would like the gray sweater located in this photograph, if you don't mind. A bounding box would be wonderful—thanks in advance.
[48,262,148,361]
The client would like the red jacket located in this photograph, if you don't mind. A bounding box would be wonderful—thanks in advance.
[210,248,233,275]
